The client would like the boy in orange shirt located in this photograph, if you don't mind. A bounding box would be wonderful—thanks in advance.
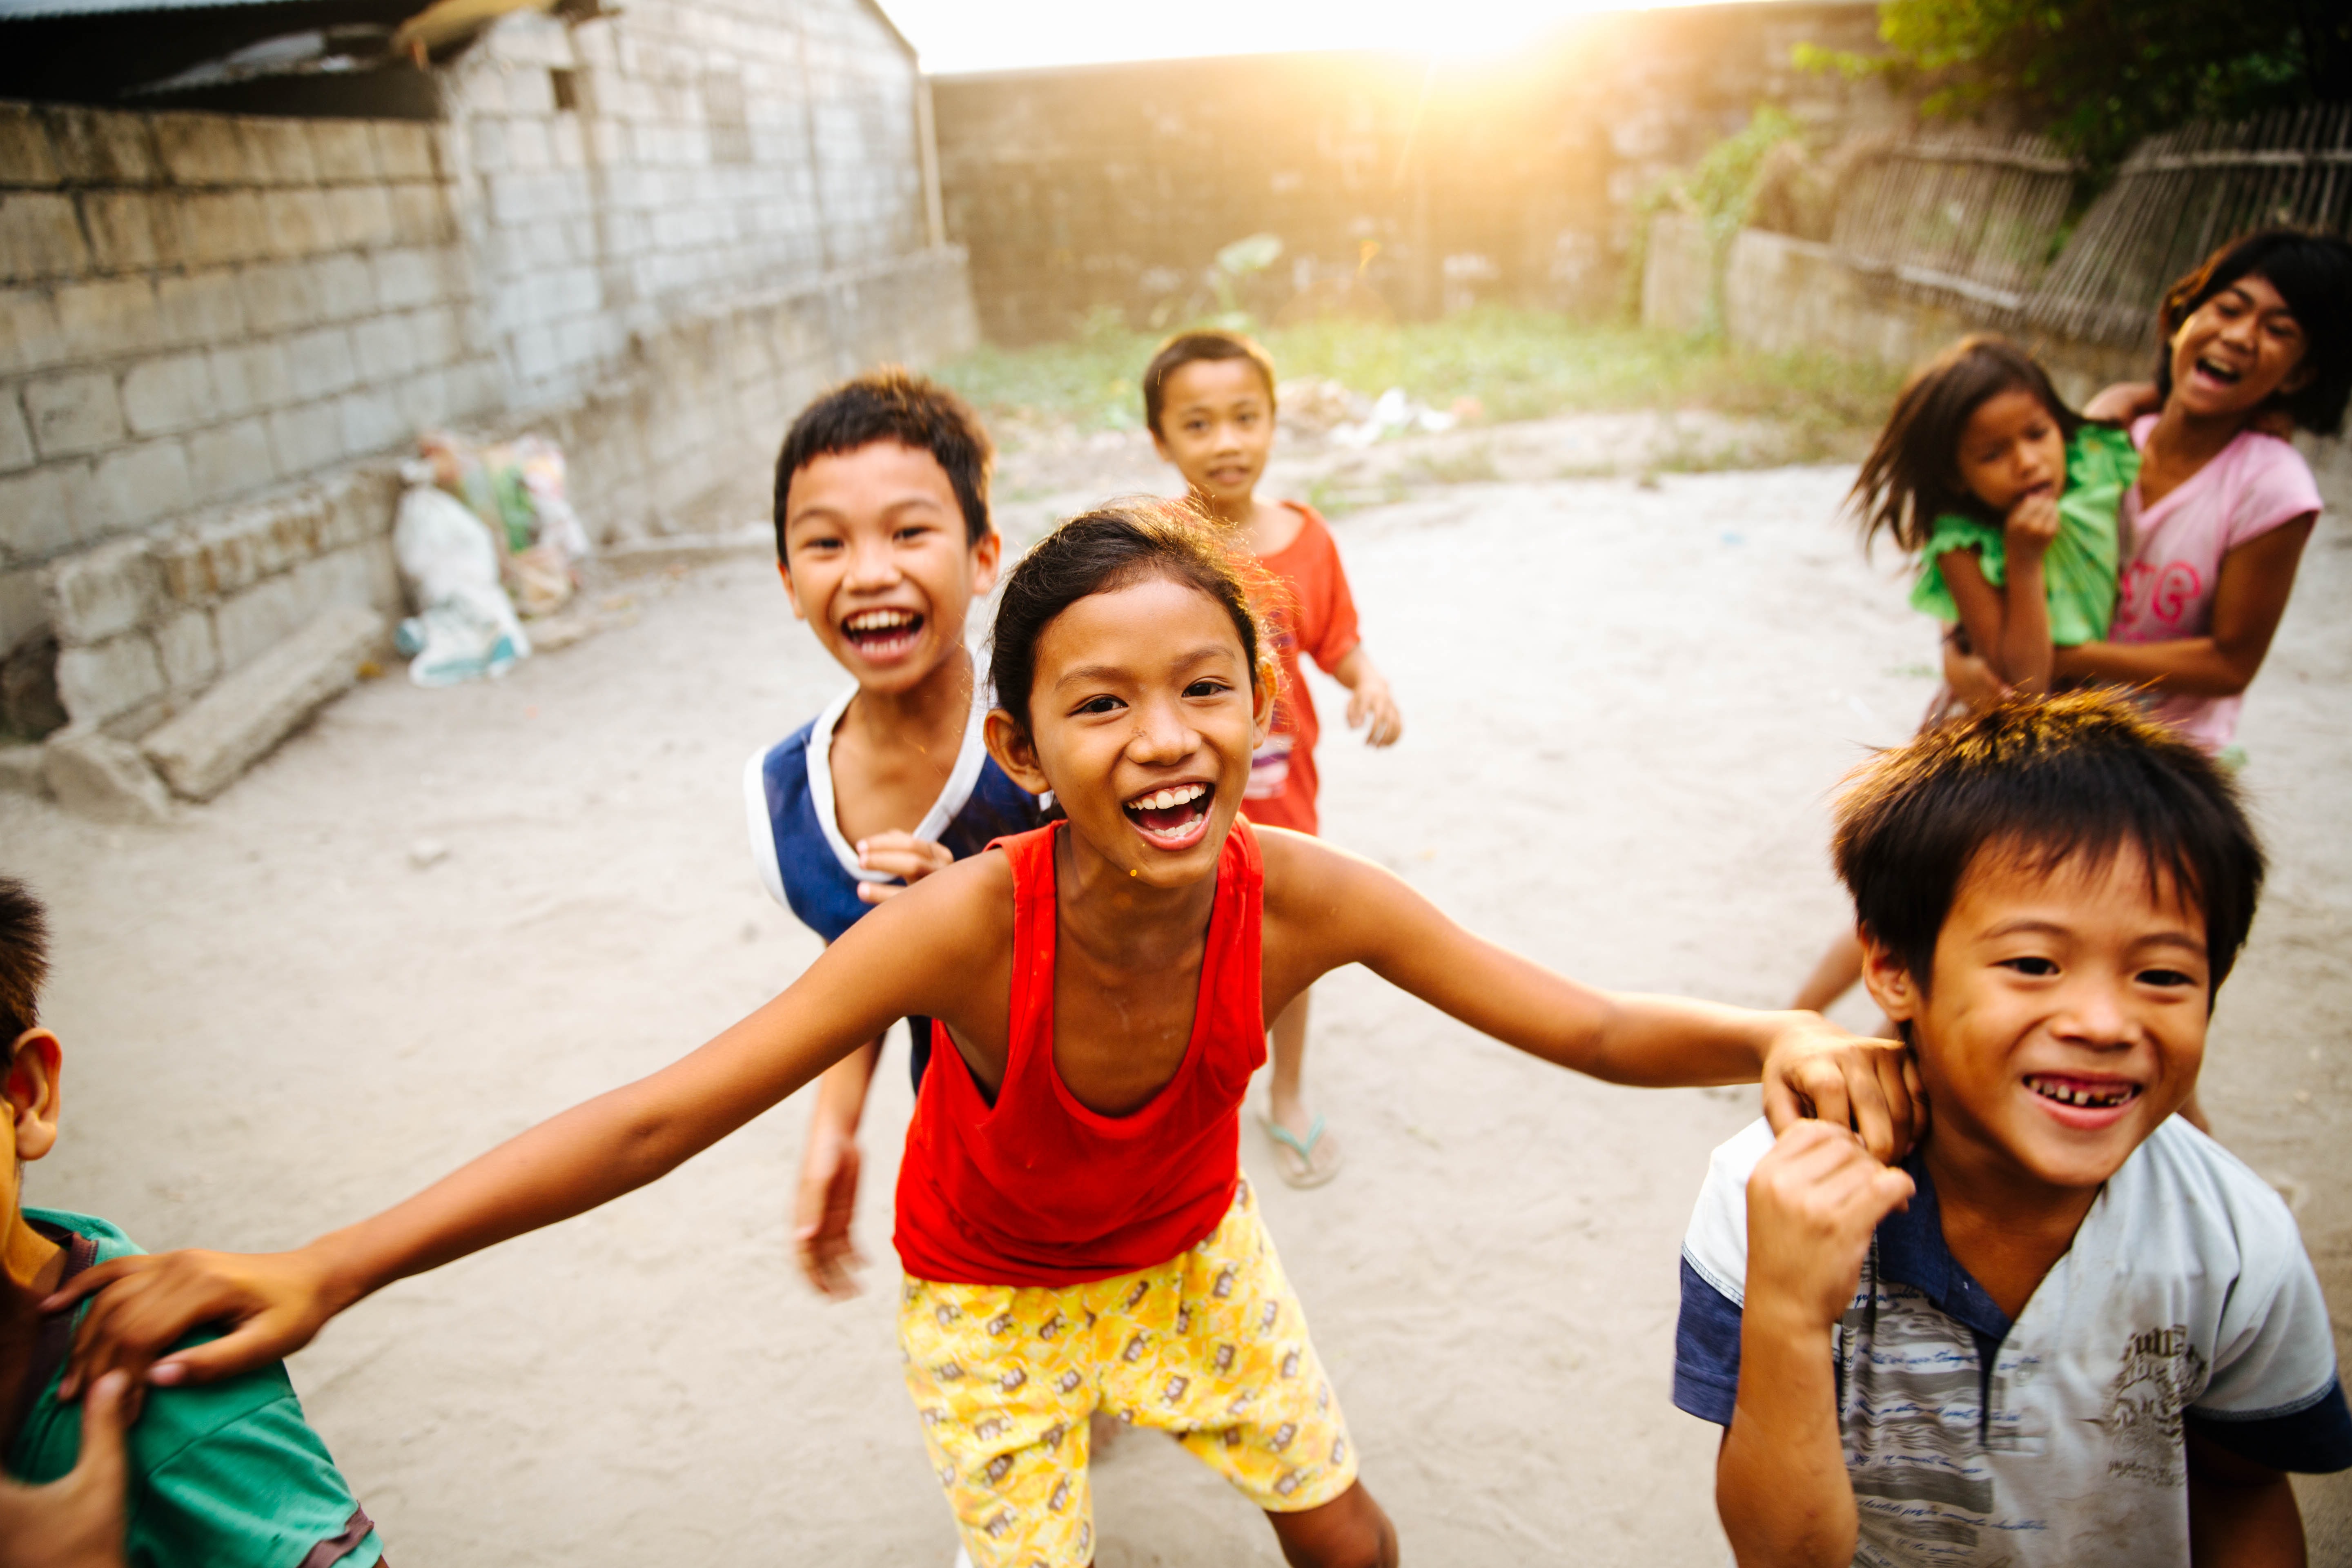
[1146,330,1403,1187]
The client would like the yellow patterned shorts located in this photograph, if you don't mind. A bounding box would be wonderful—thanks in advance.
[899,1177,1357,1568]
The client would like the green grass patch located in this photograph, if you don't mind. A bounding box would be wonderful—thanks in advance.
[936,307,1905,444]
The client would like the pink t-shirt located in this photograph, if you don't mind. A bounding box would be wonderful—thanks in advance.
[2114,415,2323,749]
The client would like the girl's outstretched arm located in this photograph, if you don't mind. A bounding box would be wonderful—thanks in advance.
[1259,834,1922,1160]
[48,858,1010,1395]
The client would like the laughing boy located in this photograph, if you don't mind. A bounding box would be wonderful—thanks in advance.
[1675,692,2351,1566]
[745,370,1039,1298]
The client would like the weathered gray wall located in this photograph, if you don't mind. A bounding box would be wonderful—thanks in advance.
[0,0,975,744]
[931,2,1904,344]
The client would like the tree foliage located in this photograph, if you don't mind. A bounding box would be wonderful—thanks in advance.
[1806,0,2351,170]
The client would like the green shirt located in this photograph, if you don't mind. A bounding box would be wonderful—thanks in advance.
[6,1209,385,1568]
[1909,423,2138,647]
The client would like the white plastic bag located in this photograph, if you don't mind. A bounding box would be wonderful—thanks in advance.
[392,468,531,687]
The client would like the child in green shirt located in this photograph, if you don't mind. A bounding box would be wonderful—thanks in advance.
[0,879,385,1568]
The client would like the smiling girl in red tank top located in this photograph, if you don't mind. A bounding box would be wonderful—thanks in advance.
[50,504,1920,1568]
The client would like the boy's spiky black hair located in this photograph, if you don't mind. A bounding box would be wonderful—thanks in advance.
[771,368,994,555]
[1833,692,2264,997]
[0,876,48,1045]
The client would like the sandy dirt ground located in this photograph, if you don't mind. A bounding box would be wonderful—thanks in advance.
[8,446,2350,1566]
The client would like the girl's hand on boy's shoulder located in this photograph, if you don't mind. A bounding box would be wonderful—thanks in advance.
[1760,1016,1924,1165]
[2082,381,2160,423]
[1744,1122,1915,1335]
[854,833,956,904]
[50,1246,341,1399]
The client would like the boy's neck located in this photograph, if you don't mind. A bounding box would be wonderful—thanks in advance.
[1919,1133,2101,1323]
[841,642,974,751]
[2,1209,63,1297]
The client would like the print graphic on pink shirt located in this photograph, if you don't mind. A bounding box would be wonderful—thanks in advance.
[2113,414,2323,751]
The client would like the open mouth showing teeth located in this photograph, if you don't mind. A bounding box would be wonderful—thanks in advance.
[2194,356,2243,385]
[2025,1075,2140,1110]
[842,607,923,653]
[1123,781,1211,840]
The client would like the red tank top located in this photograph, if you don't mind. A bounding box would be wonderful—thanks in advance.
[893,819,1267,1286]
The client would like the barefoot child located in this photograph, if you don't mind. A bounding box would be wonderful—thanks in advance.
[1789,336,2137,1018]
[1682,693,2352,1566]
[1146,330,1402,1186]
[50,505,1914,1567]
[0,880,388,1568]
[748,371,1041,1295]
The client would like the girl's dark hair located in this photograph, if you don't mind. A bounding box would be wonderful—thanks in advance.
[989,499,1269,735]
[1833,690,2264,999]
[2154,229,2352,437]
[1143,330,1279,437]
[772,368,994,555]
[1851,334,2082,557]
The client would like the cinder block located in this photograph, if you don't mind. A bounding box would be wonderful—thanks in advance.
[405,304,460,368]
[0,462,79,563]
[184,416,274,504]
[154,490,307,603]
[505,118,552,174]
[176,189,270,268]
[267,401,343,475]
[0,565,40,650]
[237,117,316,185]
[261,187,335,258]
[388,183,451,246]
[155,268,246,345]
[335,387,406,454]
[43,534,158,643]
[153,113,252,186]
[209,563,312,668]
[53,275,163,359]
[237,260,322,334]
[372,247,442,308]
[316,466,399,550]
[0,192,91,283]
[307,121,378,183]
[325,184,396,250]
[143,592,381,799]
[310,252,375,320]
[283,325,357,399]
[26,372,125,459]
[0,743,45,797]
[89,440,193,532]
[80,190,176,273]
[351,312,420,381]
[44,107,157,185]
[54,634,164,724]
[372,122,434,181]
[121,352,216,437]
[444,356,503,420]
[153,606,218,688]
[0,105,59,187]
[0,393,30,473]
[42,725,171,822]
[207,339,292,414]
[392,366,449,430]
[0,289,63,377]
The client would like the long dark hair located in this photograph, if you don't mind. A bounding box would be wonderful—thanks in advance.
[1851,334,2082,557]
[989,500,1270,736]
[2155,228,2352,437]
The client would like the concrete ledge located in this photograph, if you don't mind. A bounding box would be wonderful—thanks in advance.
[43,728,170,823]
[140,601,383,800]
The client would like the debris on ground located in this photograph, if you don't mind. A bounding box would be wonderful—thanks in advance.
[1332,388,1461,448]
[392,459,532,687]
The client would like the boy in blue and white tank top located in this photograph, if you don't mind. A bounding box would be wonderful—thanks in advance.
[746,371,1040,1298]
[1677,693,2351,1565]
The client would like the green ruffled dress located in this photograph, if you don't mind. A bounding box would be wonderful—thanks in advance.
[1909,424,2139,646]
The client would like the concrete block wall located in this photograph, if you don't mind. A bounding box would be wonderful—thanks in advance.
[0,104,501,664]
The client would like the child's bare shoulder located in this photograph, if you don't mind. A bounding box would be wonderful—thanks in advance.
[1257,826,1392,915]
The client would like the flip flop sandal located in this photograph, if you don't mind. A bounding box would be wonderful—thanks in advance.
[1257,1106,1343,1188]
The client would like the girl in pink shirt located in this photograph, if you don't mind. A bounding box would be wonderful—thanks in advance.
[2054,230,2352,755]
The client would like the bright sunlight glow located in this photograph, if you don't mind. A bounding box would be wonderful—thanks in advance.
[876,0,1724,75]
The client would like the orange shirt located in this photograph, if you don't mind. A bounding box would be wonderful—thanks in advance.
[1241,502,1361,836]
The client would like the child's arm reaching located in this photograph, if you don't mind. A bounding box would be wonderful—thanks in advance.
[48,857,1008,1394]
[2054,516,2316,697]
[1264,835,1923,1158]
[1717,1122,1914,1568]
[1935,488,2061,697]
[1329,645,1402,747]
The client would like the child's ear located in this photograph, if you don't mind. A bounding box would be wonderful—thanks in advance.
[983,709,1051,797]
[5,1029,61,1164]
[775,560,808,623]
[968,530,1002,598]
[1856,931,1924,1028]
[1251,655,1278,742]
